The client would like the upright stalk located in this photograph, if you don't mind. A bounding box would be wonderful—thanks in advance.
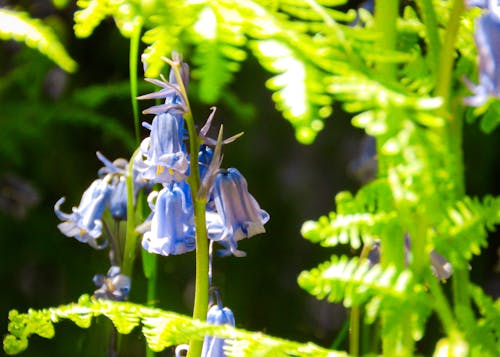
[169,58,210,357]
[129,22,143,147]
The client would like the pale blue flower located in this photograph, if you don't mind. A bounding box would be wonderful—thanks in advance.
[93,266,131,301]
[141,183,195,255]
[135,112,189,184]
[97,152,129,220]
[54,179,112,249]
[464,4,500,106]
[201,303,235,357]
[208,168,269,257]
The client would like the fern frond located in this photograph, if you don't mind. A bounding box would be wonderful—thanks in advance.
[433,196,500,264]
[0,9,77,72]
[2,295,347,357]
[468,285,500,356]
[301,180,399,249]
[189,5,247,103]
[250,38,332,144]
[73,0,110,38]
[298,255,431,334]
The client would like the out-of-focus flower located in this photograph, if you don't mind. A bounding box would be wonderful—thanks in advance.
[135,112,189,184]
[365,234,453,279]
[141,183,196,255]
[201,302,235,357]
[0,172,39,219]
[54,179,112,249]
[93,266,131,301]
[208,168,269,257]
[464,3,500,106]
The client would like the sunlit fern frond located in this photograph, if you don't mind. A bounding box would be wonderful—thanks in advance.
[301,180,399,249]
[468,284,500,356]
[3,295,347,357]
[433,195,500,264]
[189,4,247,103]
[0,9,77,72]
[298,255,431,337]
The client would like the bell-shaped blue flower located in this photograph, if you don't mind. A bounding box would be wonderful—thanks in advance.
[464,7,500,106]
[208,168,269,257]
[201,303,235,357]
[93,266,131,301]
[97,152,129,220]
[54,179,112,249]
[141,183,195,255]
[135,112,189,184]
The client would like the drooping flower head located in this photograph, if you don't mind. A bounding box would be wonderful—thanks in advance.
[97,152,129,220]
[141,182,196,256]
[464,1,500,106]
[208,168,269,257]
[93,266,131,301]
[201,295,235,357]
[54,179,112,249]
[135,112,189,183]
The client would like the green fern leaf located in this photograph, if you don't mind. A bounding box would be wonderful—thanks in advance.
[298,255,431,337]
[250,38,332,144]
[301,180,399,249]
[189,5,247,103]
[0,9,77,72]
[3,295,347,356]
[433,196,500,264]
[73,0,110,38]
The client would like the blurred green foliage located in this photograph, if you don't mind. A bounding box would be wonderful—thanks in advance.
[0,0,499,356]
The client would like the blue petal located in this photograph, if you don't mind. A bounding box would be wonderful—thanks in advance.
[465,11,500,106]
[54,179,112,249]
[209,168,269,256]
[201,304,235,357]
[136,113,189,183]
[141,183,195,255]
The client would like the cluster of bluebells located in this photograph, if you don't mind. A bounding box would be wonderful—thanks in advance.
[54,56,269,302]
[135,58,269,258]
[464,0,500,106]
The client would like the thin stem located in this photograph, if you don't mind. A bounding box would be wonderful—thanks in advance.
[428,272,458,337]
[416,0,441,79]
[349,307,360,356]
[121,148,142,278]
[129,22,143,147]
[169,58,209,357]
[435,0,465,109]
[374,0,399,79]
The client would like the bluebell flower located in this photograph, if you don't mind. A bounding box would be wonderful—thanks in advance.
[135,112,189,184]
[141,183,196,255]
[54,179,112,249]
[464,4,500,106]
[208,168,269,257]
[97,152,129,220]
[93,266,131,301]
[201,303,235,357]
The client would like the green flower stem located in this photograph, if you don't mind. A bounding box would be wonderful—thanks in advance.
[374,0,398,79]
[435,0,464,109]
[416,0,441,78]
[122,148,142,278]
[427,271,458,337]
[129,21,143,147]
[169,58,209,357]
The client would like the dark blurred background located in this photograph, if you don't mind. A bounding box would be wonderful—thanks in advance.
[1,1,499,356]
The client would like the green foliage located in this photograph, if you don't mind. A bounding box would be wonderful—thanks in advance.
[301,180,398,250]
[298,256,430,330]
[3,295,347,357]
[0,8,77,73]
